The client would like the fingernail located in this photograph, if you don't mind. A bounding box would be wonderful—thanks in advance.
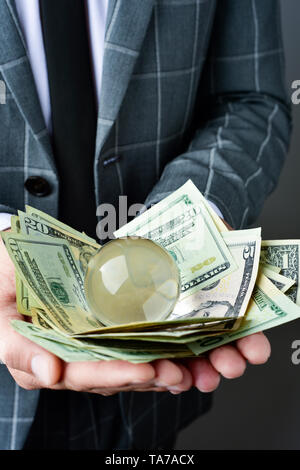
[168,387,182,394]
[31,355,51,385]
[154,381,168,388]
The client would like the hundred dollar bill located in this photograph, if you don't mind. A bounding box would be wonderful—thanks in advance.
[260,265,295,293]
[115,180,237,298]
[187,273,300,355]
[1,232,104,335]
[168,229,261,331]
[260,240,300,304]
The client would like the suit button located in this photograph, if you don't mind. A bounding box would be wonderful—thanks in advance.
[24,176,51,197]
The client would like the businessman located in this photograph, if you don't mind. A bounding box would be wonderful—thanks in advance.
[0,0,290,449]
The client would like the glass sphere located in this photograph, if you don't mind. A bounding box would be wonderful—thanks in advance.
[84,236,180,326]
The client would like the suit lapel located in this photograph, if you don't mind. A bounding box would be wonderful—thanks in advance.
[0,0,54,167]
[95,0,155,157]
[0,0,155,168]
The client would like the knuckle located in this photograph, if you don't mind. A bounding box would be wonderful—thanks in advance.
[16,381,37,391]
[3,342,31,372]
[63,376,82,392]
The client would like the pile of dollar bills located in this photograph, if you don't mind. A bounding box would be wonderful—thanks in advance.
[2,180,300,363]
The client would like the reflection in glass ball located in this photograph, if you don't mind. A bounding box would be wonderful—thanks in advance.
[84,237,180,326]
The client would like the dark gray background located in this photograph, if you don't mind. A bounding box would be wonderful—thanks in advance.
[177,0,300,450]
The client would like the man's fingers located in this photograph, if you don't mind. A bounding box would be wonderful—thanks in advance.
[209,345,247,379]
[152,359,184,388]
[87,363,192,395]
[7,368,43,391]
[88,384,169,395]
[167,363,193,394]
[236,332,271,364]
[0,327,62,387]
[56,359,156,391]
[186,357,221,392]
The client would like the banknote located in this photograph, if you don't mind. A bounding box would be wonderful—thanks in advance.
[72,326,226,344]
[10,215,31,316]
[25,205,97,243]
[260,240,300,304]
[259,263,281,274]
[31,308,52,330]
[18,210,100,273]
[187,273,300,355]
[15,274,31,316]
[11,321,112,362]
[260,265,295,293]
[169,229,261,332]
[115,180,237,298]
[31,305,231,338]
[1,232,105,335]
[12,320,192,363]
[16,272,300,361]
[3,183,300,364]
[11,214,46,316]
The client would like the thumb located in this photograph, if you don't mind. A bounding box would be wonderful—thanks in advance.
[0,307,62,387]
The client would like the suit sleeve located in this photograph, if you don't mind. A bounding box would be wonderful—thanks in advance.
[0,205,17,215]
[144,0,291,229]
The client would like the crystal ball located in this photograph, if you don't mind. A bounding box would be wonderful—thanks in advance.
[84,236,180,326]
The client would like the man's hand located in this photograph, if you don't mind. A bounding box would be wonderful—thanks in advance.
[0,232,192,395]
[181,218,269,392]
[182,332,271,393]
[0,226,270,396]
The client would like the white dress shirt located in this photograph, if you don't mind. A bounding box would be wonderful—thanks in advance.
[0,0,223,230]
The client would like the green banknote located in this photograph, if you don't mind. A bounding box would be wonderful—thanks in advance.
[115,180,237,299]
[259,263,281,274]
[3,182,300,364]
[1,232,104,335]
[169,228,261,331]
[11,214,45,316]
[12,320,192,363]
[187,273,300,355]
[18,209,100,273]
[25,205,97,244]
[11,321,112,362]
[260,265,295,293]
[260,240,300,304]
[11,215,31,317]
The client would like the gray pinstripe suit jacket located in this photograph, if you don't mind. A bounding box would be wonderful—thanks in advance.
[0,0,291,450]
